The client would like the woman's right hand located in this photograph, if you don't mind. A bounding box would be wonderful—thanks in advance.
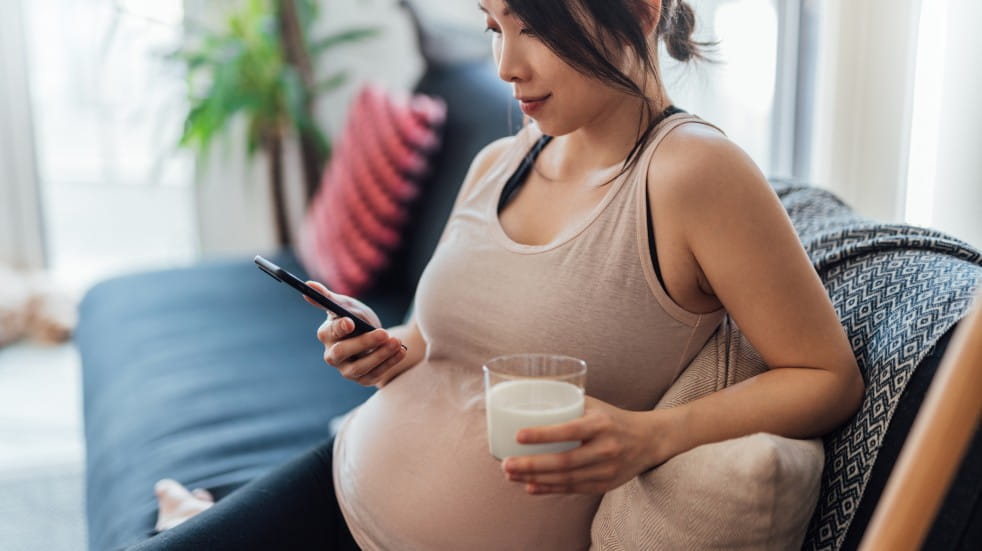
[305,281,407,387]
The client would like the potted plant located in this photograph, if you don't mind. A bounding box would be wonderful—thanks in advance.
[171,0,377,246]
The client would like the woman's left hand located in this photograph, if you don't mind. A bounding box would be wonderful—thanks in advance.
[501,396,673,495]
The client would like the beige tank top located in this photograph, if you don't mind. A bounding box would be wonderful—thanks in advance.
[334,113,727,551]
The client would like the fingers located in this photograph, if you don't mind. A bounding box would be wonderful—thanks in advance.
[317,317,354,344]
[508,463,617,487]
[191,488,214,503]
[324,329,389,366]
[502,442,624,495]
[154,479,185,496]
[523,481,610,495]
[306,280,332,296]
[303,281,351,318]
[516,412,608,446]
[337,336,404,379]
[502,445,599,476]
[303,281,336,313]
[357,345,408,387]
[320,326,406,386]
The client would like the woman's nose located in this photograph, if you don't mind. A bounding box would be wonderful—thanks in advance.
[495,36,531,84]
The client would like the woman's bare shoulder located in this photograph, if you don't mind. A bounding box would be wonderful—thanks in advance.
[647,122,772,217]
[470,136,518,181]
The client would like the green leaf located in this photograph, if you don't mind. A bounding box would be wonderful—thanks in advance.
[314,71,348,94]
[309,27,380,55]
[168,0,370,164]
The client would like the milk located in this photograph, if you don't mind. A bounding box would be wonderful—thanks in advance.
[486,379,585,459]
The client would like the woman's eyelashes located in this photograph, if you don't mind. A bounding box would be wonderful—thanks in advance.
[484,25,536,37]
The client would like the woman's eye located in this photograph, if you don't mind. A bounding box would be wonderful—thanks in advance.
[482,25,534,38]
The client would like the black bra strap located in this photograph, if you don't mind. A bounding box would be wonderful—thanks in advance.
[497,104,685,214]
[497,134,553,214]
[496,105,687,292]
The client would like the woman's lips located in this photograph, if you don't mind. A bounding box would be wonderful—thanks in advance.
[519,94,551,116]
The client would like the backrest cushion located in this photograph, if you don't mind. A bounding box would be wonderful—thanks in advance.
[590,316,824,550]
[366,58,522,306]
[298,83,446,297]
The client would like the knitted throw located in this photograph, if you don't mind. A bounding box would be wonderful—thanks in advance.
[768,181,982,550]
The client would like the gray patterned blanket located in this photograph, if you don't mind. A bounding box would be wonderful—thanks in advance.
[769,180,982,550]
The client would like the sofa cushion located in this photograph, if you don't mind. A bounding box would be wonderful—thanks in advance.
[591,434,823,551]
[77,250,378,550]
[591,315,823,550]
[298,83,447,297]
[369,57,522,303]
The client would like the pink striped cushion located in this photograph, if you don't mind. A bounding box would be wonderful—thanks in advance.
[298,83,446,297]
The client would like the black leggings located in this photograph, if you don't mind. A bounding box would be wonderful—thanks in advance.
[127,437,360,551]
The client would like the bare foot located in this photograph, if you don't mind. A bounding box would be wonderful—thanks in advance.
[154,479,215,532]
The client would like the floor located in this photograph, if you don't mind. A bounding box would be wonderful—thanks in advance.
[0,164,198,551]
[0,338,87,549]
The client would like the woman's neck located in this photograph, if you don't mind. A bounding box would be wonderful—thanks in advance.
[540,89,672,183]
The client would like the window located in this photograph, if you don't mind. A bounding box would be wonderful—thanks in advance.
[446,0,816,181]
[25,0,196,294]
[662,0,812,180]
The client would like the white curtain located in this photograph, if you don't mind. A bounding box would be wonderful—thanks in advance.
[810,0,921,223]
[0,0,46,271]
[811,0,982,248]
[918,0,982,248]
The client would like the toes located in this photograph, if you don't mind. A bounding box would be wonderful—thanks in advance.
[154,481,215,532]
[191,488,214,503]
[154,479,192,504]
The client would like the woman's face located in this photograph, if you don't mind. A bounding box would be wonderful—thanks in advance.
[479,0,629,137]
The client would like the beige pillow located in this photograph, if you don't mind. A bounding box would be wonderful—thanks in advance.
[590,316,824,550]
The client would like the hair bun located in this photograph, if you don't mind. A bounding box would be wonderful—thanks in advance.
[662,0,710,63]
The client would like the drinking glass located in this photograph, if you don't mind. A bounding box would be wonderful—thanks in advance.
[483,354,587,460]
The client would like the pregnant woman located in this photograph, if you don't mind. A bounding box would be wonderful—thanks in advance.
[140,0,864,549]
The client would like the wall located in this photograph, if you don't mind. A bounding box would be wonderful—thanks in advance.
[0,0,46,270]
[189,0,430,257]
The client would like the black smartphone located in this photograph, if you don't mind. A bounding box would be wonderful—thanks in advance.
[254,255,377,337]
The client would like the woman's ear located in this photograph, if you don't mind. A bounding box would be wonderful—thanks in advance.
[642,0,663,36]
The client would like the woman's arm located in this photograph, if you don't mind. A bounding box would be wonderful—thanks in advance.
[652,127,864,454]
[503,127,864,494]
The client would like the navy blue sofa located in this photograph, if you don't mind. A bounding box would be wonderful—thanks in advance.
[77,54,521,550]
[76,50,982,551]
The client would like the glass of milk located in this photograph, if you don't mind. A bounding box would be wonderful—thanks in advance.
[483,354,587,460]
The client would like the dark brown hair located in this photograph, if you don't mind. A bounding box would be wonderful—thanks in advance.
[506,0,716,175]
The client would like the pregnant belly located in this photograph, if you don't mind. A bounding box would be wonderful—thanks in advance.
[333,361,599,551]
